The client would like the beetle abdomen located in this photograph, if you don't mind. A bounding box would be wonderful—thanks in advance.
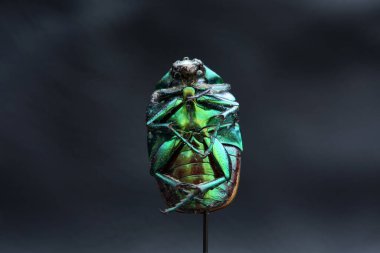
[157,139,241,213]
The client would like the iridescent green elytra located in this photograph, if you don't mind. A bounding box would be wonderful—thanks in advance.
[147,57,243,214]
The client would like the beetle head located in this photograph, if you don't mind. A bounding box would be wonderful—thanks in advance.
[170,57,205,85]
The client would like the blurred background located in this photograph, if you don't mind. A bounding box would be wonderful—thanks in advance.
[1,0,379,252]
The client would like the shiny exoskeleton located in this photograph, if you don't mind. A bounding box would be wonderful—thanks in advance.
[147,57,243,214]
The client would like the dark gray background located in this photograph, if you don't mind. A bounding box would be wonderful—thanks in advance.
[1,0,379,252]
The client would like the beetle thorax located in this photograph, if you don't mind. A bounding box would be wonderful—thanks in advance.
[182,87,195,99]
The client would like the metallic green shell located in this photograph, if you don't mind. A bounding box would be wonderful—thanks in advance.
[147,59,243,213]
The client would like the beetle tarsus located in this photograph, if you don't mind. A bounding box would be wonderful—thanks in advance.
[161,190,199,214]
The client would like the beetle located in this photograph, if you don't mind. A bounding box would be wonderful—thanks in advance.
[146,57,243,214]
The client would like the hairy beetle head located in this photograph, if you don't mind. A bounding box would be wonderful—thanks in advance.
[170,57,205,85]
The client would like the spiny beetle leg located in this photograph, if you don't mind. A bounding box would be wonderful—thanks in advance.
[160,191,198,214]
[195,137,232,193]
[146,98,182,126]
[187,88,211,101]
[197,177,226,193]
[151,138,185,188]
[175,183,193,195]
[200,120,222,158]
[150,122,206,157]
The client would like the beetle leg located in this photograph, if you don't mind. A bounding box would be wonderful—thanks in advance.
[196,94,239,123]
[195,95,239,154]
[158,137,233,213]
[146,98,182,126]
[196,137,232,193]
[197,94,239,108]
[193,196,203,202]
[220,105,239,119]
[147,92,237,157]
[162,178,227,214]
[168,126,211,156]
[200,105,239,156]
[147,97,209,156]
[197,98,239,120]
[203,105,238,155]
[151,138,205,213]
[187,88,211,101]
[150,122,207,156]
[161,190,198,214]
[154,172,181,188]
[199,110,235,158]
[197,177,227,193]
[150,137,185,187]
[162,178,228,213]
[193,83,231,92]
[150,86,184,103]
[200,120,221,158]
[161,183,206,214]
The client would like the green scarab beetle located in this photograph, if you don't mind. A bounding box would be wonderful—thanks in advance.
[146,57,243,214]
